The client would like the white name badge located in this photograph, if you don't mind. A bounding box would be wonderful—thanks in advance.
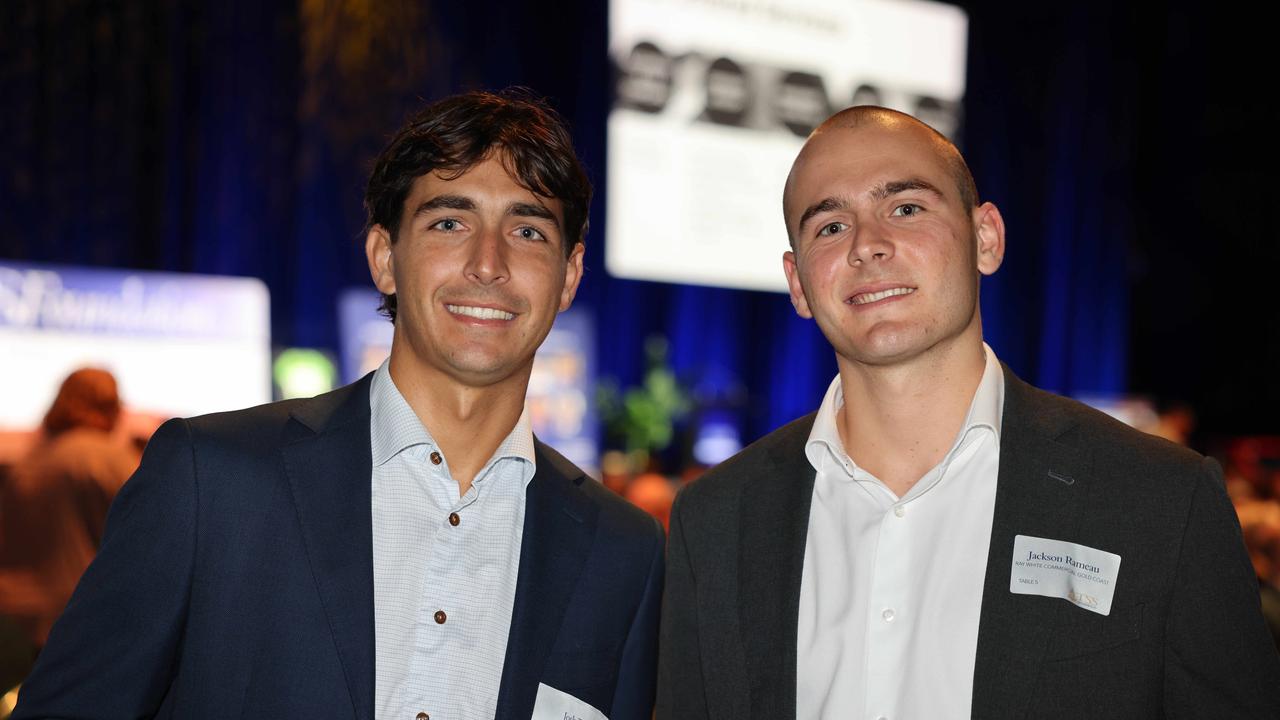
[531,682,608,720]
[1010,534,1122,616]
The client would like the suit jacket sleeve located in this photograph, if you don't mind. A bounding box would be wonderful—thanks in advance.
[1163,456,1280,718]
[608,516,666,720]
[656,488,710,720]
[14,419,197,719]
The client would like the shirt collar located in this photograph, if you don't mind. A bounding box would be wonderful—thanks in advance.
[369,360,537,483]
[965,342,1005,445]
[804,343,1005,478]
[487,406,537,485]
[806,375,851,476]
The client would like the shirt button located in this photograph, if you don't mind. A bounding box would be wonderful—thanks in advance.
[434,610,447,624]
[448,512,460,527]
[416,714,430,720]
[429,451,442,465]
[882,608,895,622]
[893,506,905,518]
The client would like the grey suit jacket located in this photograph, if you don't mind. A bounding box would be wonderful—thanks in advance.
[657,367,1280,719]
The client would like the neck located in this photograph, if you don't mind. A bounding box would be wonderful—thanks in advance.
[387,350,529,497]
[835,331,987,497]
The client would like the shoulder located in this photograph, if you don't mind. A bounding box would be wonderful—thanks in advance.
[179,399,296,448]
[1007,373,1215,493]
[170,377,371,461]
[677,412,817,512]
[537,440,664,545]
[36,429,135,468]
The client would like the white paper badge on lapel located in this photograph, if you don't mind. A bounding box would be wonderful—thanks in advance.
[532,682,608,720]
[1009,534,1122,616]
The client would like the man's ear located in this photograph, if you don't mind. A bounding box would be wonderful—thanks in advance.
[366,225,397,294]
[559,242,585,312]
[973,202,1006,276]
[782,250,814,319]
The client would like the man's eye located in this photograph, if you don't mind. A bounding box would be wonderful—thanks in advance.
[892,204,923,217]
[431,218,462,231]
[817,222,846,237]
[516,226,546,241]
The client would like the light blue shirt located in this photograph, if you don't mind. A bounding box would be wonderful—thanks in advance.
[369,361,536,720]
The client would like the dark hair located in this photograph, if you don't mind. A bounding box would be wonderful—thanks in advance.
[42,368,121,438]
[364,89,592,321]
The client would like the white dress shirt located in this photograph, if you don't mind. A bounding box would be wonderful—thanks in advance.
[796,344,1005,720]
[370,361,536,720]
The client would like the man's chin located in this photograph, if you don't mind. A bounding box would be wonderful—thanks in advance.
[391,341,532,390]
[442,352,534,389]
[835,333,933,368]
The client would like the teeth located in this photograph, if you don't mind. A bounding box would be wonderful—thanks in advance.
[850,287,915,305]
[446,304,515,320]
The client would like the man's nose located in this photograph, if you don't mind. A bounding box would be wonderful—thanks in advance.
[464,227,510,284]
[848,223,895,265]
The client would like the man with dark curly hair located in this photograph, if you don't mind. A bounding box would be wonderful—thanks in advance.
[16,90,663,720]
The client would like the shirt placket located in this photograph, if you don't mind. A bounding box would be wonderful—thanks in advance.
[412,446,485,710]
[862,496,911,720]
[862,455,948,720]
[865,446,971,720]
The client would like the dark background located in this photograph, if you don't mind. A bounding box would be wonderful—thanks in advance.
[1,0,1275,446]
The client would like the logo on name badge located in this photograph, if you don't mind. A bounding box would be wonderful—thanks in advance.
[1010,534,1122,616]
[1067,590,1098,608]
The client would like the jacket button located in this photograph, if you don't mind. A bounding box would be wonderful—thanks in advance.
[448,512,460,527]
[416,714,430,720]
[429,451,442,465]
[434,610,447,624]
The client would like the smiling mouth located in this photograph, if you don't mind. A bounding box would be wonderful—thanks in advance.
[849,287,915,305]
[446,304,516,320]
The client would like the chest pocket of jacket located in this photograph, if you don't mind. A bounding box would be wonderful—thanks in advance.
[540,646,619,717]
[1044,601,1144,662]
[543,644,619,685]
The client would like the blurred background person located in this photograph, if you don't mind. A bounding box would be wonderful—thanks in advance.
[1146,398,1197,448]
[1236,496,1280,649]
[0,368,139,652]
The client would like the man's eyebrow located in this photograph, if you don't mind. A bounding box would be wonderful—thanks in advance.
[797,197,848,232]
[509,202,561,229]
[412,194,475,217]
[869,178,944,201]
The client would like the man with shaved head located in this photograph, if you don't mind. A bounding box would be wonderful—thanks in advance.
[657,107,1280,719]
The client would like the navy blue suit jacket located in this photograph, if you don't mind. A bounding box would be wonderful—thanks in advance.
[15,375,665,719]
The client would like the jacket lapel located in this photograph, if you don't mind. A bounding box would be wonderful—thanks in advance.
[495,439,599,720]
[279,376,376,720]
[737,415,817,717]
[971,367,1092,719]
